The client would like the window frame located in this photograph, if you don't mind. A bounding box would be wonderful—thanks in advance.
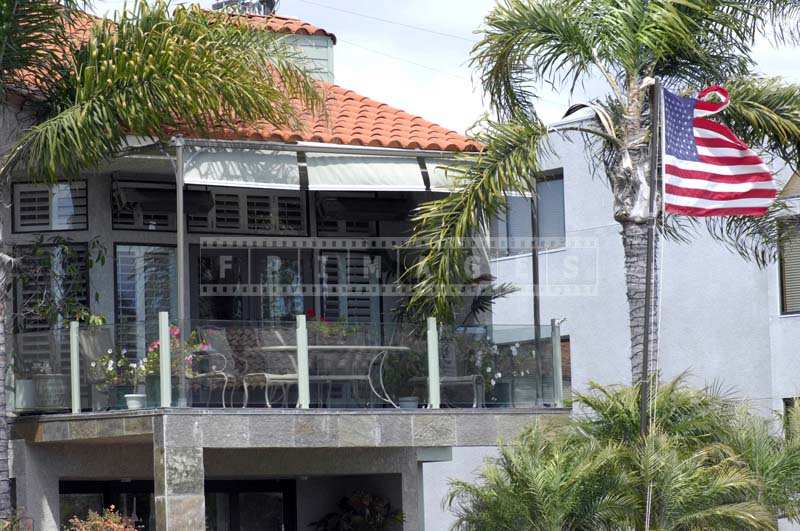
[12,180,89,233]
[778,217,800,316]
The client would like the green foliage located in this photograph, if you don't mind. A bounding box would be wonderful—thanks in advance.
[309,491,404,531]
[1,0,322,182]
[402,115,548,322]
[448,377,800,530]
[405,0,800,322]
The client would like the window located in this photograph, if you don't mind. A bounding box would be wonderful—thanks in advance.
[195,248,304,322]
[115,245,177,355]
[112,181,176,231]
[780,218,800,314]
[536,176,566,248]
[13,244,90,375]
[13,181,88,232]
[320,252,381,323]
[188,190,306,235]
[492,174,565,256]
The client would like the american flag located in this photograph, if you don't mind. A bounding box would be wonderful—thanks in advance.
[663,85,777,216]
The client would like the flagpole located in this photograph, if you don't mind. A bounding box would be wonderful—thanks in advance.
[639,77,662,439]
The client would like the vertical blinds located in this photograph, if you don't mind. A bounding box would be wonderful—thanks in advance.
[781,219,800,314]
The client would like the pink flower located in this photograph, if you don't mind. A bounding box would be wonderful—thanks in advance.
[148,340,160,352]
[170,326,181,338]
[199,342,210,351]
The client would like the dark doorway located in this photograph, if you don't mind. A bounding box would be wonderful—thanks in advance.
[59,479,297,531]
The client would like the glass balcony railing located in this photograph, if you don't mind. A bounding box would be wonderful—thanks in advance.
[8,315,568,414]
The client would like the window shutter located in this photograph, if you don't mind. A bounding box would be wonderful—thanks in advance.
[247,195,273,231]
[112,181,176,231]
[320,252,380,323]
[115,246,176,356]
[277,195,304,233]
[214,194,242,230]
[14,182,88,232]
[781,221,800,313]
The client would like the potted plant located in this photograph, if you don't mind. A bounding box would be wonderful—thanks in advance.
[143,326,210,407]
[309,491,404,531]
[89,348,145,410]
[10,355,36,412]
[382,350,426,409]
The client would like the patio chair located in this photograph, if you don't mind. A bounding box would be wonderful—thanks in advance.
[238,327,299,408]
[192,326,243,408]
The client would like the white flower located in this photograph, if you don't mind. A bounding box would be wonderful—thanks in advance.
[107,361,114,370]
[121,349,128,355]
[485,367,492,373]
[490,379,496,386]
[90,362,96,368]
[107,348,113,354]
[495,372,502,379]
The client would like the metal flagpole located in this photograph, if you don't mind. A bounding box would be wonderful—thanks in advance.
[639,78,662,438]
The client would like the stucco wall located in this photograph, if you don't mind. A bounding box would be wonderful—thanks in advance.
[492,127,789,415]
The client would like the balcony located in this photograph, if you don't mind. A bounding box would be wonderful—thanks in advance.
[9,315,568,415]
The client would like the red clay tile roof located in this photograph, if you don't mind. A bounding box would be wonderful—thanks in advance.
[225,12,337,43]
[198,81,482,152]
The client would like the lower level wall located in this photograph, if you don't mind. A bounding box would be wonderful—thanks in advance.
[422,446,497,530]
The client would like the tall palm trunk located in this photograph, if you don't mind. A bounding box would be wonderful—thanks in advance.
[621,220,661,384]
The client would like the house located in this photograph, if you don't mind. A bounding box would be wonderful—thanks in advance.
[489,113,800,418]
[4,6,570,530]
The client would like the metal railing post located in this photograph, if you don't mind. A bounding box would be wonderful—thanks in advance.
[69,321,80,415]
[296,314,310,409]
[426,317,440,409]
[551,318,564,407]
[159,312,172,408]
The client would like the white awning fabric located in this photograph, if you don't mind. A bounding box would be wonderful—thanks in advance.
[306,153,426,191]
[183,147,300,190]
[425,158,466,192]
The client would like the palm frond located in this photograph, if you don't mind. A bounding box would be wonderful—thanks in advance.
[1,0,322,182]
[401,114,549,323]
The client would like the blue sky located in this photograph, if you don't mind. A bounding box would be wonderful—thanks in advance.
[91,0,800,135]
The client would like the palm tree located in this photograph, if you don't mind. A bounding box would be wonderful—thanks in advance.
[405,0,800,383]
[0,0,321,517]
[448,377,800,530]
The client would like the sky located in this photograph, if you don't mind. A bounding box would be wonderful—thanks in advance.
[90,0,800,136]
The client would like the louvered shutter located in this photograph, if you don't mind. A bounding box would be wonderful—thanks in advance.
[214,194,242,230]
[15,245,89,374]
[276,195,304,233]
[781,220,800,313]
[115,246,177,356]
[320,252,381,323]
[112,182,176,231]
[14,182,87,232]
[247,195,272,231]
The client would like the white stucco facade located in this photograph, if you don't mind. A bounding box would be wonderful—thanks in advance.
[492,125,800,417]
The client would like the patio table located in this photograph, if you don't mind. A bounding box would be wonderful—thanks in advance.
[256,345,412,407]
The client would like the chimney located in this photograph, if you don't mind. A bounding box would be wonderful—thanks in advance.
[211,0,278,16]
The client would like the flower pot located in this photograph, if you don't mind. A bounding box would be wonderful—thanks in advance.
[398,396,419,410]
[33,374,69,411]
[14,379,36,411]
[124,394,147,410]
[112,385,135,410]
[91,387,110,412]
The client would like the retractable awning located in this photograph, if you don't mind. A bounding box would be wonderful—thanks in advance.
[305,153,426,191]
[183,147,301,190]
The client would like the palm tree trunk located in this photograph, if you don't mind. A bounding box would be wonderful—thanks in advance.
[621,220,660,384]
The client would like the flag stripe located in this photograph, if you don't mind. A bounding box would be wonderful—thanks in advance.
[664,194,775,209]
[665,183,777,200]
[665,174,778,192]
[697,154,766,166]
[664,162,773,182]
[694,137,747,150]
[665,204,769,216]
